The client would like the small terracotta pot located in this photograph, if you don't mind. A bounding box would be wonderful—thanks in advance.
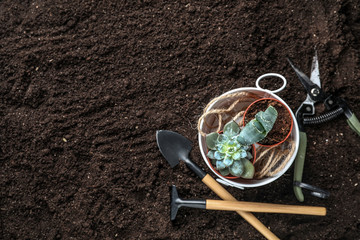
[206,143,256,180]
[242,98,294,147]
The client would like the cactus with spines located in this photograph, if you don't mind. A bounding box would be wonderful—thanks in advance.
[206,106,278,178]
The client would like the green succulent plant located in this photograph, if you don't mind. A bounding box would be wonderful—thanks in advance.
[206,106,278,179]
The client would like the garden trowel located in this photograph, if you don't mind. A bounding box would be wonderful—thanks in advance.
[171,185,326,221]
[156,130,279,240]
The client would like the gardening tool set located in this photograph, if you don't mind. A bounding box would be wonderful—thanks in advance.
[156,51,359,239]
[156,130,280,240]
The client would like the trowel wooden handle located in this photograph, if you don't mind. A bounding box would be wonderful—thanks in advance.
[206,200,326,216]
[202,174,280,240]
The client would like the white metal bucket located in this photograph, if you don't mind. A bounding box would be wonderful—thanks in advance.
[198,76,299,189]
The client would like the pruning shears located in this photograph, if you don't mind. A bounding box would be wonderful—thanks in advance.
[288,51,360,202]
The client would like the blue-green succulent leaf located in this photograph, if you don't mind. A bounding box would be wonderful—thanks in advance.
[223,121,240,137]
[238,120,264,144]
[219,167,230,176]
[214,151,224,160]
[256,106,278,133]
[232,152,241,160]
[240,159,255,179]
[206,132,219,150]
[236,135,246,145]
[253,120,266,133]
[217,144,227,153]
[217,134,228,143]
[216,160,226,170]
[240,149,247,158]
[227,147,235,154]
[246,151,253,160]
[241,145,250,151]
[207,150,216,159]
[223,157,233,167]
[229,160,244,177]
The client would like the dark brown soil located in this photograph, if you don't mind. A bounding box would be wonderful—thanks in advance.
[244,99,292,145]
[1,1,360,240]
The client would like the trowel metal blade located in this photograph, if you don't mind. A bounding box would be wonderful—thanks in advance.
[156,130,192,168]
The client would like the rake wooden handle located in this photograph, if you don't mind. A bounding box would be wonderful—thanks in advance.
[202,174,280,240]
[206,200,326,216]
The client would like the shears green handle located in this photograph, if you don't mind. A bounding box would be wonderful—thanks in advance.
[294,113,359,202]
[293,131,330,202]
[293,131,307,202]
[347,113,360,136]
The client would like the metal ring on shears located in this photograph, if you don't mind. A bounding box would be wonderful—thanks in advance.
[293,181,330,199]
[256,73,287,93]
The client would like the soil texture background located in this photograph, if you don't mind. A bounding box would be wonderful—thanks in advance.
[1,1,360,239]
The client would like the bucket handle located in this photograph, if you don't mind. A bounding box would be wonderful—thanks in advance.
[256,73,287,93]
[216,178,245,190]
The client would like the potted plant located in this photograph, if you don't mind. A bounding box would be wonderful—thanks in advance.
[243,98,293,147]
[198,86,300,189]
[205,106,278,179]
